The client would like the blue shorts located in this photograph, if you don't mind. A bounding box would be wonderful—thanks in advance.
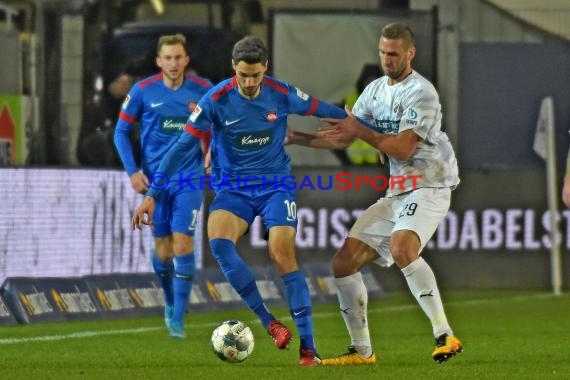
[152,181,203,238]
[209,187,297,230]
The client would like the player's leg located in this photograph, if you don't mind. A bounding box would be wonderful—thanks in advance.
[151,192,175,331]
[321,200,393,366]
[208,191,280,337]
[153,237,174,327]
[167,188,202,338]
[261,189,317,365]
[164,233,193,338]
[390,188,462,362]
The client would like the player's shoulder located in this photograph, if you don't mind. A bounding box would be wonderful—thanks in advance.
[184,73,213,90]
[136,73,163,90]
[208,77,238,102]
[406,71,437,94]
[261,75,290,95]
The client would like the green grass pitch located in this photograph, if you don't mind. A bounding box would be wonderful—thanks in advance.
[1,291,569,379]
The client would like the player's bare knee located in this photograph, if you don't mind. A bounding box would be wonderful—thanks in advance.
[172,235,193,255]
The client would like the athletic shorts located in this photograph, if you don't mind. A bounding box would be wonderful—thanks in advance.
[152,181,203,237]
[348,187,451,267]
[210,187,297,230]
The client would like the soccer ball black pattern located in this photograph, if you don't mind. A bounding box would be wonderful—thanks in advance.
[211,320,255,363]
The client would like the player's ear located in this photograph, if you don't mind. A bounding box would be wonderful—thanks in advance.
[155,56,161,69]
[408,46,416,61]
[231,59,237,71]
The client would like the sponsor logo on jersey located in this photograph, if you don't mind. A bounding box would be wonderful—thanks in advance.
[403,108,418,126]
[121,94,131,110]
[393,102,403,114]
[188,101,197,112]
[189,105,202,122]
[236,130,273,149]
[374,119,400,135]
[266,111,278,122]
[295,87,309,101]
[160,117,187,134]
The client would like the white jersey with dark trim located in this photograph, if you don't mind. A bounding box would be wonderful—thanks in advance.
[352,70,460,197]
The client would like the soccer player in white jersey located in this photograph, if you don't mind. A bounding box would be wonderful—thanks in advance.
[287,23,463,364]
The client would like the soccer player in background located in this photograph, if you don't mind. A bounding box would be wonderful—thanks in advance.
[287,23,463,365]
[114,34,213,338]
[132,35,346,366]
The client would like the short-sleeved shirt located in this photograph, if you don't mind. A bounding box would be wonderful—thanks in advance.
[352,70,460,196]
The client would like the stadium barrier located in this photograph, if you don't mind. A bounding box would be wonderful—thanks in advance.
[0,263,384,325]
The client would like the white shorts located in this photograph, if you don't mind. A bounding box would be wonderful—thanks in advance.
[348,187,451,267]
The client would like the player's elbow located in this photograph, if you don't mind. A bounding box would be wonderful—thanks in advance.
[392,146,416,161]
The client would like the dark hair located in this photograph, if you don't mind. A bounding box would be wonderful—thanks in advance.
[381,23,415,49]
[356,64,382,93]
[232,36,268,65]
[157,34,188,56]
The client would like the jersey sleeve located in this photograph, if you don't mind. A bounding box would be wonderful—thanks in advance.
[399,87,439,140]
[113,85,144,176]
[184,93,214,139]
[146,132,197,199]
[286,84,346,119]
[350,87,379,132]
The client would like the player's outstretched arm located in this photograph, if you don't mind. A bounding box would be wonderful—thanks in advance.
[285,128,353,150]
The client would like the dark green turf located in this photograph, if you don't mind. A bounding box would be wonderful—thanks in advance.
[1,291,569,379]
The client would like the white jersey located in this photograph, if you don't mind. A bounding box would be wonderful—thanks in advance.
[352,70,460,197]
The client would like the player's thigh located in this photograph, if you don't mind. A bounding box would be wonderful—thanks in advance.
[348,198,396,268]
[208,191,252,241]
[392,187,451,252]
[170,188,203,237]
[152,190,173,238]
[257,189,298,230]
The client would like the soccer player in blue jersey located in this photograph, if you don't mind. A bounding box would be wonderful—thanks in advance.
[132,35,346,365]
[114,34,212,339]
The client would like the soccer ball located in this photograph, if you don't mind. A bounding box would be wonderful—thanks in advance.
[211,320,255,363]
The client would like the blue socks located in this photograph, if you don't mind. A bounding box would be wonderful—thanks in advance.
[210,238,275,329]
[172,253,195,324]
[151,250,174,306]
[283,270,315,352]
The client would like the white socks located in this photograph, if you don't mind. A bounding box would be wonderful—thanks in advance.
[401,257,452,338]
[334,272,373,357]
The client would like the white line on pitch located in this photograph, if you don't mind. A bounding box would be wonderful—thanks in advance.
[0,293,557,345]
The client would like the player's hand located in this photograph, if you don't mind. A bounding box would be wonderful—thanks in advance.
[319,105,362,141]
[563,175,570,208]
[131,196,155,230]
[130,172,149,194]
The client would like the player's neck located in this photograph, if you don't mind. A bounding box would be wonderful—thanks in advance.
[388,68,413,86]
[163,75,184,90]
[237,87,261,100]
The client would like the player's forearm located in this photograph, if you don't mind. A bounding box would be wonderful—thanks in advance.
[113,128,138,176]
[356,127,415,161]
[313,100,347,119]
[288,130,352,149]
[146,132,197,198]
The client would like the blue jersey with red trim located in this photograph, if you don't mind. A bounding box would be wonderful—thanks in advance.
[185,75,345,187]
[114,72,212,178]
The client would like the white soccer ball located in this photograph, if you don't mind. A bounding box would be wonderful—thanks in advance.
[211,320,255,363]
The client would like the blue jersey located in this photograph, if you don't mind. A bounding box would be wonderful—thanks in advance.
[185,75,346,188]
[114,72,212,179]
